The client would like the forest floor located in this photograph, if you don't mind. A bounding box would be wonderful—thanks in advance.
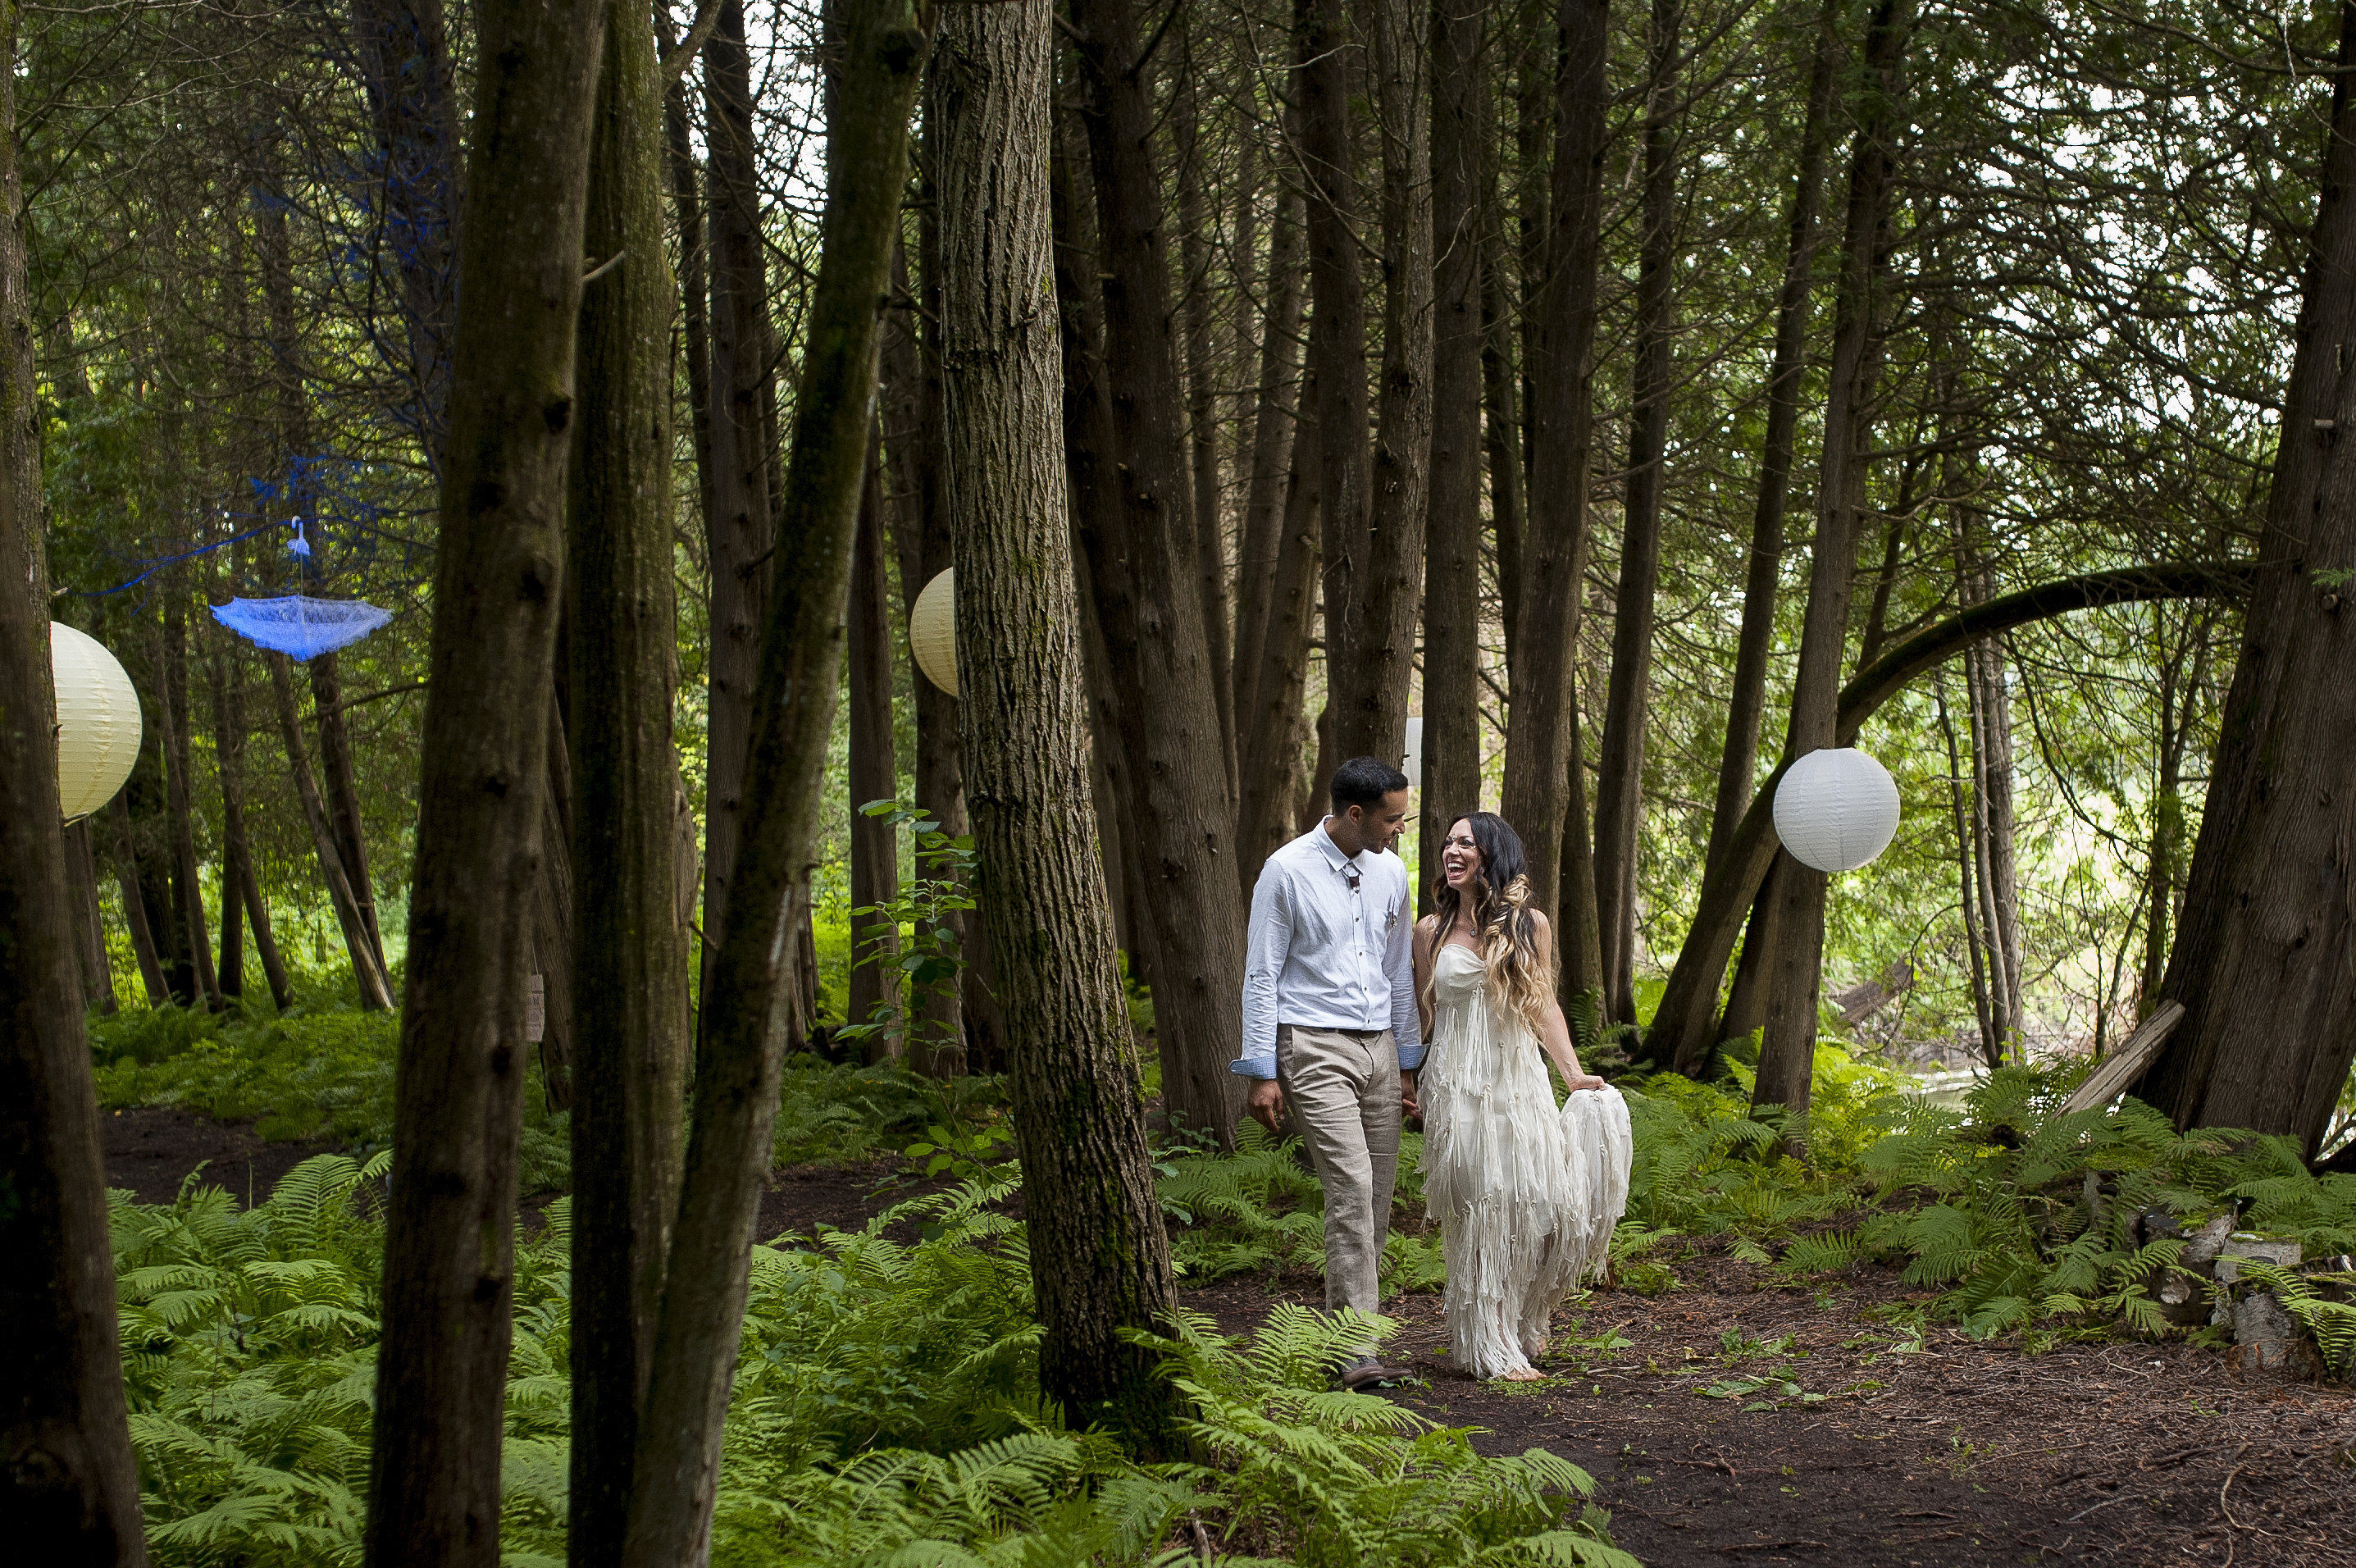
[110,1110,2356,1568]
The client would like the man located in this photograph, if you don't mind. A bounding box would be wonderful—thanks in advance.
[1232,754,1423,1390]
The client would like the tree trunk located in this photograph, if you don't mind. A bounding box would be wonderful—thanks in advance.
[698,0,779,1001]
[1482,221,1527,667]
[1593,0,1682,1024]
[2135,0,2356,1158]
[1750,0,1910,1133]
[938,0,1181,1448]
[362,2,606,1559]
[1171,32,1237,799]
[105,794,168,1009]
[308,653,386,972]
[565,9,691,1555]
[1960,566,2023,1061]
[659,9,717,544]
[204,659,244,1005]
[159,597,220,1010]
[0,0,149,1549]
[1067,0,1249,1144]
[1423,0,1483,865]
[532,700,576,1109]
[210,656,290,1012]
[269,658,394,1011]
[2140,609,2204,1014]
[1499,0,1609,950]
[1702,0,1835,884]
[348,0,462,448]
[1934,672,1998,1066]
[619,4,926,1557]
[848,441,902,1060]
[64,819,116,1016]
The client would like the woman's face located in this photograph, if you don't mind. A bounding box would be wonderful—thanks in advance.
[1442,821,1483,891]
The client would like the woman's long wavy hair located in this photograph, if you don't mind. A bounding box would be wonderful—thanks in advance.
[1427,812,1553,1038]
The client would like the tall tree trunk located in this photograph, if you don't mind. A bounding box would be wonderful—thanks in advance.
[65,819,116,1016]
[2135,3,2356,1157]
[1067,0,1250,1143]
[1934,672,1998,1066]
[533,699,577,1109]
[125,722,189,1005]
[939,0,1181,1447]
[566,9,691,1556]
[210,655,290,1011]
[1499,0,1610,991]
[1960,563,2023,1061]
[269,659,395,1010]
[1172,31,1237,798]
[659,8,718,544]
[2139,610,2203,1014]
[1751,0,1911,1133]
[1481,221,1526,666]
[0,0,148,1548]
[105,794,168,1009]
[1702,1,1836,884]
[159,598,220,1009]
[1232,178,1313,890]
[619,4,927,1557]
[308,653,385,971]
[698,0,779,1001]
[848,442,902,1060]
[1423,0,1484,865]
[362,2,606,1557]
[1593,0,1683,1024]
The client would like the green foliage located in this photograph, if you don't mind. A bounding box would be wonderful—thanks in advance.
[839,800,978,1061]
[1154,1123,1442,1294]
[772,1051,1009,1169]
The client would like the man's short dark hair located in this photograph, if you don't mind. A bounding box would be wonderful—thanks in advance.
[1329,755,1410,813]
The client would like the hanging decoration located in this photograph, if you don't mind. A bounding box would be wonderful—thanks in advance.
[212,595,394,659]
[1772,746,1902,874]
[909,567,959,697]
[51,622,142,824]
[1401,716,1423,789]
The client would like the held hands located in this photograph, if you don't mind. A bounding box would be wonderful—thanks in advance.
[1400,1071,1420,1119]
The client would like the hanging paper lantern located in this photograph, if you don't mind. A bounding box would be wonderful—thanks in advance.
[909,567,958,697]
[1772,746,1901,874]
[1401,716,1423,789]
[51,622,142,824]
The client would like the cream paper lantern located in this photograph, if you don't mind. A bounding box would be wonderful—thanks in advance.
[1771,746,1900,874]
[909,567,959,698]
[52,622,143,824]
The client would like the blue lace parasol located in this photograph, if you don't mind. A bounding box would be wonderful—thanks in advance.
[212,595,394,659]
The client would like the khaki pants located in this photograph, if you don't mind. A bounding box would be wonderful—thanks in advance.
[1277,1024,1401,1324]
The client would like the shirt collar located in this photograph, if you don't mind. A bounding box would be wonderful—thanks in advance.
[1313,820,1364,876]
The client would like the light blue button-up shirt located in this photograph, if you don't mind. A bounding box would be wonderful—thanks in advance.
[1231,822,1425,1079]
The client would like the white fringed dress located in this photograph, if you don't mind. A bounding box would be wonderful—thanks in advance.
[1420,944,1633,1379]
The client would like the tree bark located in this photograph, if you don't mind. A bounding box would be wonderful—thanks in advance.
[2135,0,2356,1158]
[1498,0,1608,963]
[1067,0,1249,1143]
[698,0,779,1002]
[659,8,718,545]
[1960,564,2023,1062]
[565,8,691,1555]
[848,440,902,1060]
[210,657,291,1012]
[1422,0,1483,868]
[619,4,927,1557]
[0,4,148,1540]
[938,0,1182,1449]
[105,794,168,1009]
[1654,560,2251,1078]
[362,0,606,1559]
[308,653,386,972]
[158,597,220,1010]
[1750,0,1910,1133]
[269,657,395,1011]
[64,819,116,1017]
[1593,0,1683,1023]
[1171,31,1237,798]
[348,0,462,448]
[1702,0,1836,884]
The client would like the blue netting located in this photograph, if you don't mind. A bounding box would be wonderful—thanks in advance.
[212,595,394,659]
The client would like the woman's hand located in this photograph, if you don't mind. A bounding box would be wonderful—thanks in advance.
[1560,1070,1608,1094]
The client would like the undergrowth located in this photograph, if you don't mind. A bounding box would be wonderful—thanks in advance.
[117,1161,1634,1567]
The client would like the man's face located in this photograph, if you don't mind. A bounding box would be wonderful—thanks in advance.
[1353,790,1411,855]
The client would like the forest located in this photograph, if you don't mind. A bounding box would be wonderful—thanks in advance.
[2,0,2354,1561]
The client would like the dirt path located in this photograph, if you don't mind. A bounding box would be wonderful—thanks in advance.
[102,1105,333,1207]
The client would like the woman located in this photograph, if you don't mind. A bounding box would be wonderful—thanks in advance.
[1414,812,1632,1381]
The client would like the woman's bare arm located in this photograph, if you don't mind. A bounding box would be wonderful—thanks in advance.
[1412,914,1438,1043]
[1531,914,1607,1093]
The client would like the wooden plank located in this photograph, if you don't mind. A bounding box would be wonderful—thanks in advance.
[2060,1000,2185,1113]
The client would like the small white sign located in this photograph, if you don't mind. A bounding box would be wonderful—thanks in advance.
[526,973,545,1043]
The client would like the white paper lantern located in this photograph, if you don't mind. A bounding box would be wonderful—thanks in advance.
[1401,716,1423,789]
[1772,746,1900,874]
[52,622,142,824]
[909,567,958,698]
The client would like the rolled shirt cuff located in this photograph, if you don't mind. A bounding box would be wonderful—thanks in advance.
[1397,1041,1428,1071]
[1229,1054,1278,1079]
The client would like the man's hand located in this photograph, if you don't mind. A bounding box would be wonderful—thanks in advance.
[1400,1071,1421,1120]
[1247,1076,1286,1135]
